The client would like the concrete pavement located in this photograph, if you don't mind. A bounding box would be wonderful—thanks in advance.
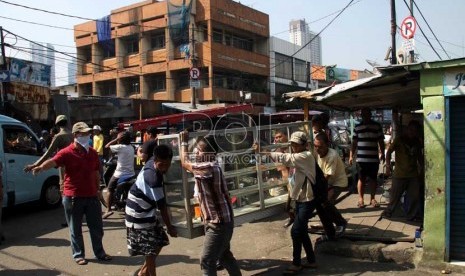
[0,180,461,275]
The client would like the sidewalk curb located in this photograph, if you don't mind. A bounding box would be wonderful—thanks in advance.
[315,239,418,264]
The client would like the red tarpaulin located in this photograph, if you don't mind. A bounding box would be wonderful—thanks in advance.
[119,104,254,131]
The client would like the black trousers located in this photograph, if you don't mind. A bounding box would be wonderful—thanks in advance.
[316,200,346,239]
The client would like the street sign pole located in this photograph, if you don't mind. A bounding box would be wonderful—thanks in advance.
[190,23,197,110]
[409,0,415,63]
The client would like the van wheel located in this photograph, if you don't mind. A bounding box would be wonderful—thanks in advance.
[41,179,61,208]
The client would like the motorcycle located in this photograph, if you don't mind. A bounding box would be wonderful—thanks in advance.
[100,156,137,211]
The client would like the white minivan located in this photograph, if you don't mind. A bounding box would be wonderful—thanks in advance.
[1,115,60,208]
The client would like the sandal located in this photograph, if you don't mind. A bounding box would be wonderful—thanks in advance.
[97,254,112,261]
[357,200,365,208]
[283,264,302,275]
[102,211,114,219]
[370,199,380,208]
[75,258,88,265]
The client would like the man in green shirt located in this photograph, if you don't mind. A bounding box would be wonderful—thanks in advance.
[25,115,74,227]
[382,120,423,220]
[25,115,74,187]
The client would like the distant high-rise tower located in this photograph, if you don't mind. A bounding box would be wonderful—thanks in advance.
[30,42,55,87]
[289,19,322,65]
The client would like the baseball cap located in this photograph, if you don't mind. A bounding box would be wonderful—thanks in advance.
[289,131,308,145]
[93,125,102,131]
[72,122,92,134]
[55,115,68,125]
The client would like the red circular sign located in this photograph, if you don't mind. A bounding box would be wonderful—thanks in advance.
[400,16,417,39]
[189,67,200,79]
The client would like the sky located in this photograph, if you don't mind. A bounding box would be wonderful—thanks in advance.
[1,0,464,85]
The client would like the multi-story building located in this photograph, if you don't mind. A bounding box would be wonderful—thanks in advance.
[30,42,55,87]
[74,0,269,109]
[269,36,312,111]
[289,19,322,66]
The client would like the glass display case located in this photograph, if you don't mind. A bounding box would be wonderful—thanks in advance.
[158,121,311,238]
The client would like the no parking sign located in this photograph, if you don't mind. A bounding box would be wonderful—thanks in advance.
[400,16,417,39]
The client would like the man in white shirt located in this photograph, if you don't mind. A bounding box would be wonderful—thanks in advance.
[103,131,135,218]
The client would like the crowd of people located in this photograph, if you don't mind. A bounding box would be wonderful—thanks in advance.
[2,108,424,275]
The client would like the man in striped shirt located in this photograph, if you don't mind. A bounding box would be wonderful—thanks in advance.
[180,131,241,276]
[349,108,385,208]
[125,144,177,276]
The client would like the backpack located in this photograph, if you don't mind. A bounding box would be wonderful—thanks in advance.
[311,159,328,203]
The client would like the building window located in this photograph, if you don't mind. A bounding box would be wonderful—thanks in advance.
[100,81,116,96]
[294,59,307,82]
[202,25,208,42]
[149,76,166,92]
[131,81,140,94]
[151,33,165,50]
[126,36,139,54]
[275,53,292,79]
[213,29,223,43]
[225,32,232,46]
[177,74,189,89]
[232,36,252,51]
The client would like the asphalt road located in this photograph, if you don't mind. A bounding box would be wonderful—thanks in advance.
[0,204,442,276]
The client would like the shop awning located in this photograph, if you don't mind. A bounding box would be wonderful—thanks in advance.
[119,103,254,131]
[283,65,421,111]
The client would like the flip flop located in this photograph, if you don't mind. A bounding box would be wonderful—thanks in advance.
[371,199,380,208]
[357,200,365,208]
[75,258,88,265]
[102,211,114,219]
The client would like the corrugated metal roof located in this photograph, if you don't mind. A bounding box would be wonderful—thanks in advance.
[283,67,421,111]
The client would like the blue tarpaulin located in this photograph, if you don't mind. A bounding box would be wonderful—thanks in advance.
[168,0,193,46]
[96,15,115,56]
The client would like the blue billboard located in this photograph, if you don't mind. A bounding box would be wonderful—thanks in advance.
[9,58,51,87]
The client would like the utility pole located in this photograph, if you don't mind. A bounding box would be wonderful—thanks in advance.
[390,0,397,65]
[190,23,197,109]
[0,27,6,68]
[390,1,399,140]
[0,26,6,108]
[409,0,415,63]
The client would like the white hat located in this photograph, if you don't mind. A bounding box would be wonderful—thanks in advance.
[93,125,102,131]
[289,131,308,145]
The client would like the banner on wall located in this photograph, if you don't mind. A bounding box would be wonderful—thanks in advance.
[9,58,51,87]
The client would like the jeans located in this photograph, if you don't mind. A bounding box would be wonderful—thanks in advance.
[62,196,106,260]
[291,200,318,266]
[201,221,241,276]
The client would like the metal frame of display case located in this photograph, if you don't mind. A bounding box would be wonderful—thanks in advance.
[158,121,311,239]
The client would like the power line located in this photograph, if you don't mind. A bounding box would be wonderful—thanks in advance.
[0,0,106,23]
[0,0,186,36]
[411,0,451,59]
[271,0,355,70]
[271,0,362,36]
[3,28,146,78]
